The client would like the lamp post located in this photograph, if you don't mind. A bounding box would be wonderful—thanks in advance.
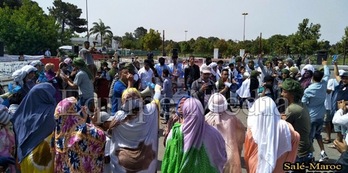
[242,12,248,42]
[185,30,188,42]
[86,0,89,41]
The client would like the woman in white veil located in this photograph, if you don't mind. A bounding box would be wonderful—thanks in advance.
[244,96,300,173]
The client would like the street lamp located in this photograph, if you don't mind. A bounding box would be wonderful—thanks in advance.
[242,12,248,41]
[185,30,188,42]
[86,0,89,41]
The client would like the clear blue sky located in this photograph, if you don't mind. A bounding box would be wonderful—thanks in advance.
[35,0,347,44]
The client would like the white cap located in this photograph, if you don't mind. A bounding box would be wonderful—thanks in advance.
[339,69,345,76]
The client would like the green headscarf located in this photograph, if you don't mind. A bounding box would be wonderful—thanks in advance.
[250,70,260,78]
[281,78,303,102]
[281,69,290,75]
[73,57,93,80]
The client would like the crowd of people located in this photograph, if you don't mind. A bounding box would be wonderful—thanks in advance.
[1,44,348,173]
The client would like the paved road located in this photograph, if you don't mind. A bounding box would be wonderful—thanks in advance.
[156,108,341,173]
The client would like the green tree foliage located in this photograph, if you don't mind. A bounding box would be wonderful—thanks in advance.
[193,37,210,55]
[142,29,162,51]
[179,41,193,55]
[134,27,147,39]
[214,39,228,56]
[288,18,321,55]
[133,27,147,49]
[0,0,58,54]
[267,35,288,55]
[48,0,87,44]
[0,0,21,8]
[122,32,136,49]
[103,33,113,48]
[89,19,113,46]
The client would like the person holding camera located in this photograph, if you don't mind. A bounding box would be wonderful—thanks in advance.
[191,65,216,109]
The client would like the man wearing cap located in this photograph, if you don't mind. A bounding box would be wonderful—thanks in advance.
[111,63,134,114]
[63,57,94,106]
[191,65,216,108]
[281,78,314,167]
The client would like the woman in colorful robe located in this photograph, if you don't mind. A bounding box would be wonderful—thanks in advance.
[108,87,160,173]
[205,93,246,173]
[162,98,227,173]
[244,96,300,173]
[11,83,56,173]
[52,97,106,173]
[0,98,16,173]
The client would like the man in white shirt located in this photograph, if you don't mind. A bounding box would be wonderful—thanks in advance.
[44,48,51,57]
[138,59,155,91]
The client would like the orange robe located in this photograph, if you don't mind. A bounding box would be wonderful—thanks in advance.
[244,122,300,173]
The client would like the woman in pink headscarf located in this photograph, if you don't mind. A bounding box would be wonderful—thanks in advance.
[205,93,246,173]
[244,96,300,173]
[162,98,227,173]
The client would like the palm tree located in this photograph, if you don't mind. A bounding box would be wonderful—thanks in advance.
[104,33,113,48]
[89,19,113,46]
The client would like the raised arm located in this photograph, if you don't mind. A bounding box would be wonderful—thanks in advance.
[322,60,330,82]
[334,61,341,82]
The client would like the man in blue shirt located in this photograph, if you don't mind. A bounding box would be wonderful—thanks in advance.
[111,63,134,115]
[301,60,329,162]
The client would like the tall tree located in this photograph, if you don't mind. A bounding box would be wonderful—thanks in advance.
[214,39,228,57]
[89,19,113,46]
[134,27,147,39]
[142,29,162,51]
[0,0,58,54]
[104,33,113,48]
[122,32,136,49]
[0,0,21,8]
[267,34,288,55]
[193,37,212,55]
[48,0,87,44]
[288,18,321,55]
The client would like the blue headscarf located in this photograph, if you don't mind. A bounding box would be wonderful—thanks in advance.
[11,83,56,163]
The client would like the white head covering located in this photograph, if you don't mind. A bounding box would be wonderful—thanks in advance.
[12,65,37,86]
[339,69,345,76]
[247,97,292,173]
[29,60,43,67]
[300,64,315,76]
[64,57,72,64]
[12,69,26,86]
[21,65,37,74]
[208,93,228,113]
